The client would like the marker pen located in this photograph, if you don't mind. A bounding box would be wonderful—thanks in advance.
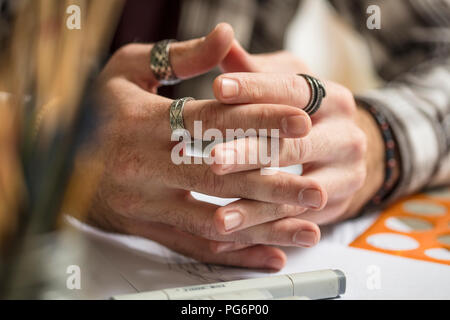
[275,296,311,300]
[194,290,312,300]
[112,269,345,300]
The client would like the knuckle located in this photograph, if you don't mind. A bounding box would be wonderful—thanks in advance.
[115,101,149,128]
[351,164,367,192]
[290,75,308,105]
[273,204,293,219]
[197,220,217,240]
[266,222,281,243]
[296,139,309,163]
[280,139,298,164]
[289,138,310,163]
[114,43,136,61]
[203,171,226,196]
[237,80,251,99]
[281,76,295,102]
[271,174,293,201]
[357,164,368,187]
[208,241,222,254]
[236,175,252,198]
[182,213,217,240]
[105,191,142,217]
[198,103,223,132]
[349,127,367,160]
[110,144,142,182]
[266,219,293,244]
[249,83,265,101]
[255,106,272,129]
[336,86,356,115]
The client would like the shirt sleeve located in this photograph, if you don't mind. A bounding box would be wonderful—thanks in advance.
[331,0,450,202]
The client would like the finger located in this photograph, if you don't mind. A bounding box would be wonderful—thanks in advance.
[131,220,288,270]
[86,199,282,268]
[213,199,308,234]
[159,197,321,247]
[209,241,254,254]
[221,170,327,209]
[159,99,311,139]
[165,164,327,209]
[209,119,358,174]
[116,23,234,88]
[213,73,353,119]
[295,199,353,226]
[131,193,322,247]
[170,23,234,79]
[210,136,283,174]
[213,73,312,108]
[302,165,366,203]
[229,217,321,247]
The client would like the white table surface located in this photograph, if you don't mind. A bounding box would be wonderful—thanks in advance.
[26,205,447,300]
[19,178,449,299]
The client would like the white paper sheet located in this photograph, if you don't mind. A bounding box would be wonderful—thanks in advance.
[65,207,450,299]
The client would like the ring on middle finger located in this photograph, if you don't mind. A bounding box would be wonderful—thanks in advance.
[298,74,326,116]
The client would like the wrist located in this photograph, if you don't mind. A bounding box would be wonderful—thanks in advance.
[346,106,386,215]
[349,102,402,215]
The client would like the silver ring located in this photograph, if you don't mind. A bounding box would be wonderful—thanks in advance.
[298,74,326,116]
[170,97,194,132]
[150,39,181,86]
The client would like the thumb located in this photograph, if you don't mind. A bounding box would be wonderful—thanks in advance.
[170,22,235,80]
[110,23,235,89]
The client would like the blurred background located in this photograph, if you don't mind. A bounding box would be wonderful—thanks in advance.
[175,0,380,100]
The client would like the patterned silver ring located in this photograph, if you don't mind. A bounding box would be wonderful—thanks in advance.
[150,39,181,86]
[170,97,194,133]
[298,74,327,116]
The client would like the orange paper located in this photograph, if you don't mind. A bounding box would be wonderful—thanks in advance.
[350,189,450,265]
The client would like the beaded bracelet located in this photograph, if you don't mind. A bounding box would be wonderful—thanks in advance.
[357,99,400,207]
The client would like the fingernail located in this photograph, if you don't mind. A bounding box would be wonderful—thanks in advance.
[215,148,236,172]
[221,78,239,98]
[215,242,235,253]
[282,115,308,136]
[265,257,284,270]
[298,188,322,209]
[223,211,243,231]
[294,230,317,247]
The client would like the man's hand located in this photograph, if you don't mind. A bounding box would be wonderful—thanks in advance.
[86,24,326,270]
[209,42,385,226]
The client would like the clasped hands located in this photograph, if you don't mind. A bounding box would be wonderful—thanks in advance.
[87,23,380,270]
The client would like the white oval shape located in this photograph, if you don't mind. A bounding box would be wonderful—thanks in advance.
[366,233,419,251]
[437,234,450,246]
[403,200,446,216]
[385,216,433,232]
[426,188,450,200]
[424,248,450,261]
